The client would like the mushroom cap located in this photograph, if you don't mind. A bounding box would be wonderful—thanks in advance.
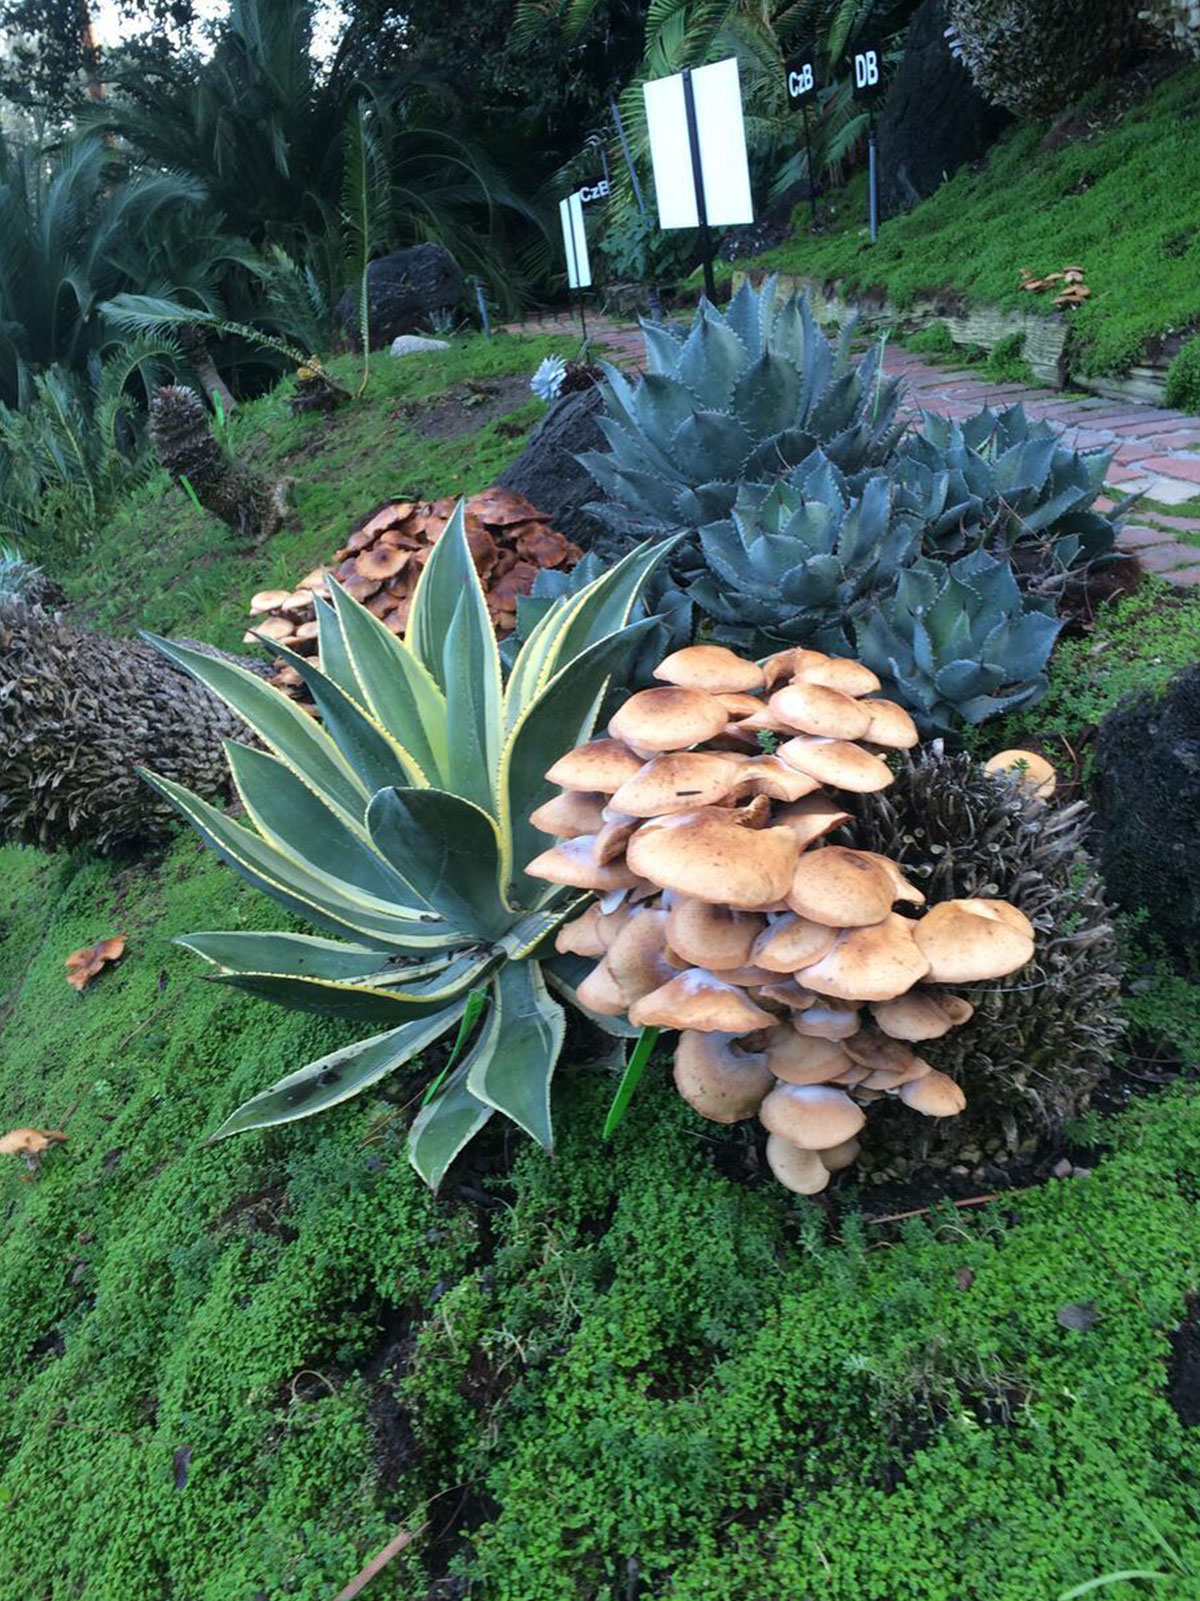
[654,644,764,694]
[576,958,627,1016]
[794,657,882,697]
[629,968,776,1032]
[555,903,608,957]
[771,794,853,851]
[755,976,818,1011]
[717,691,768,719]
[667,897,764,971]
[793,1002,862,1039]
[673,1031,774,1123]
[872,990,965,1040]
[843,1027,928,1077]
[356,546,409,581]
[899,1069,967,1117]
[249,588,291,615]
[985,748,1057,799]
[611,752,746,817]
[913,901,1034,983]
[787,846,898,928]
[761,1026,852,1085]
[765,1134,831,1194]
[0,1127,67,1157]
[798,913,930,1002]
[761,646,831,690]
[627,809,798,910]
[732,755,822,804]
[525,836,641,892]
[861,698,919,749]
[608,686,729,752]
[751,913,839,973]
[247,616,294,644]
[777,736,894,793]
[856,853,925,906]
[606,909,674,1005]
[546,739,644,793]
[593,813,638,865]
[769,681,872,741]
[955,898,1035,942]
[530,789,608,838]
[759,1083,866,1150]
[818,1136,861,1173]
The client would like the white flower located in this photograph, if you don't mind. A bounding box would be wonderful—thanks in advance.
[531,355,567,403]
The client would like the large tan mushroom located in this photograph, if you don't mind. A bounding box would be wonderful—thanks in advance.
[787,846,898,927]
[666,897,764,970]
[526,837,641,893]
[654,644,764,694]
[627,809,798,909]
[629,969,776,1032]
[913,901,1034,983]
[605,910,675,1005]
[777,736,894,793]
[546,739,644,793]
[751,912,838,973]
[984,748,1056,800]
[758,1083,866,1150]
[798,913,930,1002]
[761,1026,852,1085]
[673,1032,774,1122]
[608,686,729,752]
[765,1135,831,1194]
[771,794,852,850]
[768,681,873,741]
[794,657,882,697]
[610,751,746,817]
[860,698,919,749]
[732,755,822,804]
[530,790,608,838]
[872,990,974,1040]
[899,1070,967,1116]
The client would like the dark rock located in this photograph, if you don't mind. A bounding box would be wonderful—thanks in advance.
[334,243,466,351]
[496,387,609,550]
[877,0,1011,220]
[1094,663,1200,957]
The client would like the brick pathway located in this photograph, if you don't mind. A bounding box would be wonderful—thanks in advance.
[511,312,1200,588]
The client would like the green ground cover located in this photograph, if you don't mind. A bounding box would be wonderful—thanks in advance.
[735,63,1200,380]
[1,329,1198,1598]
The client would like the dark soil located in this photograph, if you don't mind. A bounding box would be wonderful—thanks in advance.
[1168,1299,1200,1426]
[397,377,532,442]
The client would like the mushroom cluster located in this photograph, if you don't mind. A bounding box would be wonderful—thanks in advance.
[245,489,581,703]
[527,644,1037,1195]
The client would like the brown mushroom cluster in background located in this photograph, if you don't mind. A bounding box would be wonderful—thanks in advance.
[1019,264,1090,307]
[65,935,126,992]
[527,644,1039,1197]
[245,489,582,701]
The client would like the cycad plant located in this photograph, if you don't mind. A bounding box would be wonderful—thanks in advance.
[144,507,669,1188]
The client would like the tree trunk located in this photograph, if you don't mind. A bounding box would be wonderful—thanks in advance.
[0,600,260,854]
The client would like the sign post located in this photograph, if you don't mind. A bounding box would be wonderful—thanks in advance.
[784,56,819,228]
[850,42,886,243]
[559,191,592,341]
[643,56,754,303]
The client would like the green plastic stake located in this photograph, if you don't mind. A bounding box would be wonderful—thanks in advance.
[178,473,204,514]
[603,1026,660,1139]
[422,988,488,1107]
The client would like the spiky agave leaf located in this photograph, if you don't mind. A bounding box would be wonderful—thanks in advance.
[145,504,674,1187]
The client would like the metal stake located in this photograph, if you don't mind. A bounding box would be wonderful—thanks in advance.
[802,102,818,229]
[868,108,878,243]
[682,67,716,303]
[610,96,647,217]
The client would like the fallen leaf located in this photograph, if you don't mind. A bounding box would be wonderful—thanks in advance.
[956,1267,975,1290]
[65,936,125,990]
[0,1128,68,1175]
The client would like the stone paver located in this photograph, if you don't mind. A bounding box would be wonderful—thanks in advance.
[509,309,1200,587]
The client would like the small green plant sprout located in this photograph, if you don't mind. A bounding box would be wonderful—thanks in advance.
[143,506,674,1188]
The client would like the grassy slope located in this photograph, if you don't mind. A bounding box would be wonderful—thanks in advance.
[2,334,1200,1598]
[738,63,1200,378]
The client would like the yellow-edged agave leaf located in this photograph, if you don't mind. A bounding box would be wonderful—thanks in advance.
[271,640,427,791]
[325,582,448,784]
[141,769,455,948]
[502,584,594,731]
[207,949,497,1022]
[498,903,583,962]
[408,1058,493,1191]
[226,743,435,915]
[177,930,413,981]
[211,1002,468,1138]
[442,583,503,814]
[310,593,366,703]
[406,502,498,699]
[367,788,514,941]
[464,961,563,1151]
[145,633,367,824]
[499,616,658,906]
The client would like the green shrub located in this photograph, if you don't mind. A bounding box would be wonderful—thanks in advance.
[1165,336,1200,413]
[904,321,956,358]
[984,331,1034,384]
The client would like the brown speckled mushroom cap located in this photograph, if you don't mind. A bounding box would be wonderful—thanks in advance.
[673,1032,774,1123]
[769,681,872,741]
[871,989,973,1040]
[629,968,776,1032]
[794,656,882,697]
[666,897,765,971]
[751,912,839,973]
[860,698,920,749]
[798,913,930,1002]
[525,836,641,893]
[765,1134,831,1194]
[899,1069,967,1116]
[787,846,898,927]
[627,809,799,909]
[608,686,729,752]
[529,790,608,838]
[610,752,746,817]
[777,736,894,793]
[771,794,853,851]
[913,901,1034,983]
[545,739,644,793]
[759,1082,866,1150]
[653,644,765,694]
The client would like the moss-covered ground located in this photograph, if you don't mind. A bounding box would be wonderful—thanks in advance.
[733,62,1200,380]
[3,329,1200,1598]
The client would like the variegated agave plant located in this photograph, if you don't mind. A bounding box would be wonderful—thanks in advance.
[143,505,667,1188]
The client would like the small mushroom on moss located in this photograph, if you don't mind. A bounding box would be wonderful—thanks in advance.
[759,1082,866,1150]
[765,1134,831,1194]
[985,748,1056,800]
[0,1127,68,1176]
[673,1032,774,1122]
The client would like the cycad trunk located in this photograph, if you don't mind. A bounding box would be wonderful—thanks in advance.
[0,600,253,853]
[150,385,287,546]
